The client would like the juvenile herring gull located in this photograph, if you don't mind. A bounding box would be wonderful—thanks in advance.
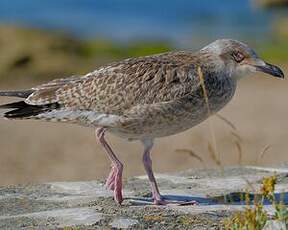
[0,39,284,205]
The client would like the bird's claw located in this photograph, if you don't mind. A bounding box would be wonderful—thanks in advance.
[105,165,123,205]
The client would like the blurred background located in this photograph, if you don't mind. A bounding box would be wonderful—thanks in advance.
[0,0,288,186]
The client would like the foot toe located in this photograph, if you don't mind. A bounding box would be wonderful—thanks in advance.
[153,199,168,205]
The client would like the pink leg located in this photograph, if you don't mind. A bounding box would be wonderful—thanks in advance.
[105,165,117,190]
[96,128,123,204]
[142,139,166,205]
[142,139,198,206]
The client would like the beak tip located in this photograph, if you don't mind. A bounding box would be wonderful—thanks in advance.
[256,62,285,79]
[279,70,285,79]
[274,67,284,79]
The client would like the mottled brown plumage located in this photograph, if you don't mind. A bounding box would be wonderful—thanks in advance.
[28,52,202,111]
[0,39,284,205]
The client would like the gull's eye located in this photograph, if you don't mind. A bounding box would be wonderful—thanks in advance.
[232,51,245,63]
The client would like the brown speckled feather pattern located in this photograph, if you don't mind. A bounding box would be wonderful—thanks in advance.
[27,52,202,112]
[22,50,236,140]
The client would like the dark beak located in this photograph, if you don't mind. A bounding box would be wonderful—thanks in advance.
[255,62,284,79]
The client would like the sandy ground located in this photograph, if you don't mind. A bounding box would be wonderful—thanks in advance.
[0,68,287,186]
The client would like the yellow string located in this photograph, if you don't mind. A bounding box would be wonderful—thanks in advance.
[197,66,221,167]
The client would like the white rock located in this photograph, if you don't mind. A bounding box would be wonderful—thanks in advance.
[110,218,139,229]
[0,207,103,227]
[263,220,286,230]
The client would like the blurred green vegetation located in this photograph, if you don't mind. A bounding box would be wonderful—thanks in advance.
[259,39,288,62]
[0,25,172,84]
[0,24,287,84]
[80,40,171,59]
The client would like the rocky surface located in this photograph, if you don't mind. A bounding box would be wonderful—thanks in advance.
[1,166,288,229]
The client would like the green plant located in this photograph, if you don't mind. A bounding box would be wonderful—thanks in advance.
[224,176,288,230]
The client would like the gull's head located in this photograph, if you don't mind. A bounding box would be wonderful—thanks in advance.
[201,39,284,80]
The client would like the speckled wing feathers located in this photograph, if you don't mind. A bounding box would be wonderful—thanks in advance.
[26,52,202,115]
[27,75,83,104]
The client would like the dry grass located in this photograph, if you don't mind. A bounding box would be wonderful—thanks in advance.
[216,114,238,131]
[256,145,272,165]
[175,149,205,165]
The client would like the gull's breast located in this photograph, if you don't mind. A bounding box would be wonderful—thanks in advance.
[108,77,237,140]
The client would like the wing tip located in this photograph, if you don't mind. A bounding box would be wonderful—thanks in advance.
[0,90,34,98]
[0,101,60,119]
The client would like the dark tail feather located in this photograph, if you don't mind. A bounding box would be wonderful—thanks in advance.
[0,90,34,98]
[0,101,60,119]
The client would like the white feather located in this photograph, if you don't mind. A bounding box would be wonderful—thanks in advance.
[35,109,121,127]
